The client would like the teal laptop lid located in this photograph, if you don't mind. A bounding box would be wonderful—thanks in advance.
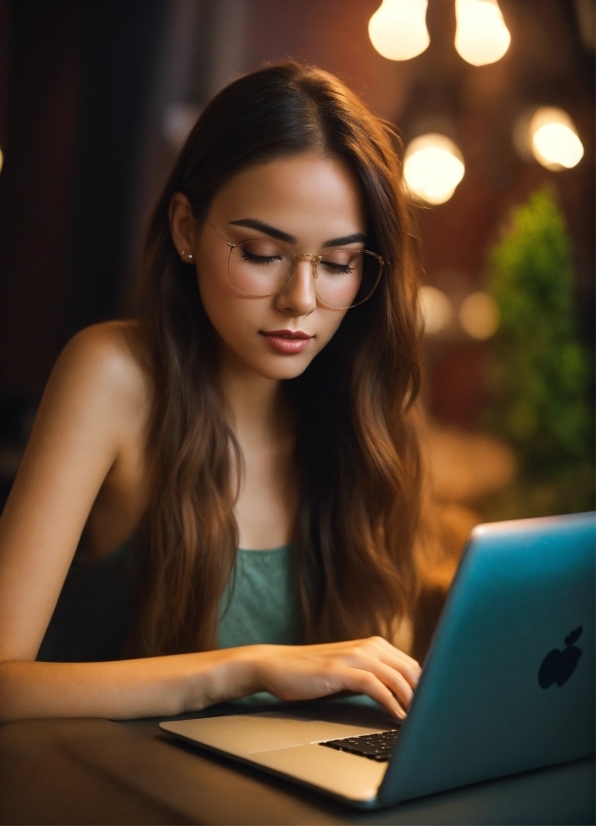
[380,511,595,805]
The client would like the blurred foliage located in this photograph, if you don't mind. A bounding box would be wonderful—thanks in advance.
[482,187,594,518]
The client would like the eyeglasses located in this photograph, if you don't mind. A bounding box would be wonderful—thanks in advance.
[207,220,384,309]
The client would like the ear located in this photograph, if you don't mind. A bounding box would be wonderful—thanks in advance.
[169,192,196,261]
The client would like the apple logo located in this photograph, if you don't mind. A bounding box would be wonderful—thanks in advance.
[538,626,583,689]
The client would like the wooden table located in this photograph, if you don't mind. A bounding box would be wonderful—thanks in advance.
[0,708,593,825]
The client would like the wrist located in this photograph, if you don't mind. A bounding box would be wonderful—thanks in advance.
[220,645,268,701]
[182,646,267,712]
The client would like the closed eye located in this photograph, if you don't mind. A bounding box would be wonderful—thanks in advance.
[320,260,354,275]
[240,248,282,265]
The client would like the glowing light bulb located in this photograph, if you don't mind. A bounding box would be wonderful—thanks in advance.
[529,107,584,170]
[459,292,500,339]
[404,134,465,205]
[455,0,511,66]
[368,0,430,61]
[419,286,452,335]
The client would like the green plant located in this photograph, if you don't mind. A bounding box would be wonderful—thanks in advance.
[483,187,594,516]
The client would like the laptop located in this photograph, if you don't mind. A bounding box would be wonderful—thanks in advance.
[160,512,596,808]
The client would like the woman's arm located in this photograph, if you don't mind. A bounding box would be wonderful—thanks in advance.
[0,326,137,660]
[0,651,234,722]
[0,323,186,721]
[0,638,419,722]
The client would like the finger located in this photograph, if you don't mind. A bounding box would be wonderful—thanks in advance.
[377,651,421,690]
[369,660,415,708]
[365,639,422,688]
[345,646,420,693]
[331,654,414,711]
[370,636,422,674]
[307,639,422,689]
[340,667,406,720]
[350,655,415,708]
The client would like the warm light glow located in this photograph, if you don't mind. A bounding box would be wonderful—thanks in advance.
[404,134,465,205]
[368,0,429,61]
[530,107,584,170]
[455,0,511,66]
[419,286,452,335]
[459,292,500,339]
[0,147,3,175]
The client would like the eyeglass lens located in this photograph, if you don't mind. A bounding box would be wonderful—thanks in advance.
[228,239,381,308]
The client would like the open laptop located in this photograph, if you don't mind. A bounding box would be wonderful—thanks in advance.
[160,512,595,808]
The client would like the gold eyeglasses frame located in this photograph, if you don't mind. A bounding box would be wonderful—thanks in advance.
[206,219,384,310]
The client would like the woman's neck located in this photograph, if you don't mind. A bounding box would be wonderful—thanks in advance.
[217,345,298,550]
[217,348,292,447]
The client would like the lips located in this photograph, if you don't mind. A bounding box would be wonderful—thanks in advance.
[260,329,313,354]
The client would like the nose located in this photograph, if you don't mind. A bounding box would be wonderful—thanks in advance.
[274,255,318,316]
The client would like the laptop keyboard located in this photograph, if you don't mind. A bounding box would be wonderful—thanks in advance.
[319,728,400,762]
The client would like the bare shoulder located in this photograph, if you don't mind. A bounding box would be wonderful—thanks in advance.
[60,320,149,385]
[56,321,153,417]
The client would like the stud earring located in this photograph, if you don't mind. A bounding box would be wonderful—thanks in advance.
[180,250,193,261]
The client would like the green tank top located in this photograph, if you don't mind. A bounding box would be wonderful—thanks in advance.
[218,544,302,649]
[219,544,303,708]
[37,541,302,662]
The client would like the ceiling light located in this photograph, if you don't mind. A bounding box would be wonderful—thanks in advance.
[404,134,465,205]
[529,107,584,170]
[368,0,430,61]
[455,0,511,66]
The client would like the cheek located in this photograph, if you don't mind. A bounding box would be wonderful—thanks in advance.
[208,298,260,344]
[197,264,261,350]
[196,248,230,300]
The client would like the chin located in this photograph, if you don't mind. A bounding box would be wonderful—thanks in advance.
[251,352,316,381]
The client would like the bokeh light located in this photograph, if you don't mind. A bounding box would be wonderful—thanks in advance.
[419,285,453,335]
[455,0,511,66]
[368,0,430,61]
[404,134,465,205]
[530,107,584,170]
[459,292,500,339]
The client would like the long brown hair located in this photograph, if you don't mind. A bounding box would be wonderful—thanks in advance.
[132,62,422,656]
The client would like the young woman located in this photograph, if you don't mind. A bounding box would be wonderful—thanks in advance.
[0,63,423,723]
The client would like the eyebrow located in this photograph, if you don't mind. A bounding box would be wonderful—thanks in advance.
[228,218,366,248]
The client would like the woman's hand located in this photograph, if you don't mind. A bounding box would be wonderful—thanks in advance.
[247,637,421,720]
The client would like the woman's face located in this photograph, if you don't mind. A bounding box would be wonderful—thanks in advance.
[172,152,366,382]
